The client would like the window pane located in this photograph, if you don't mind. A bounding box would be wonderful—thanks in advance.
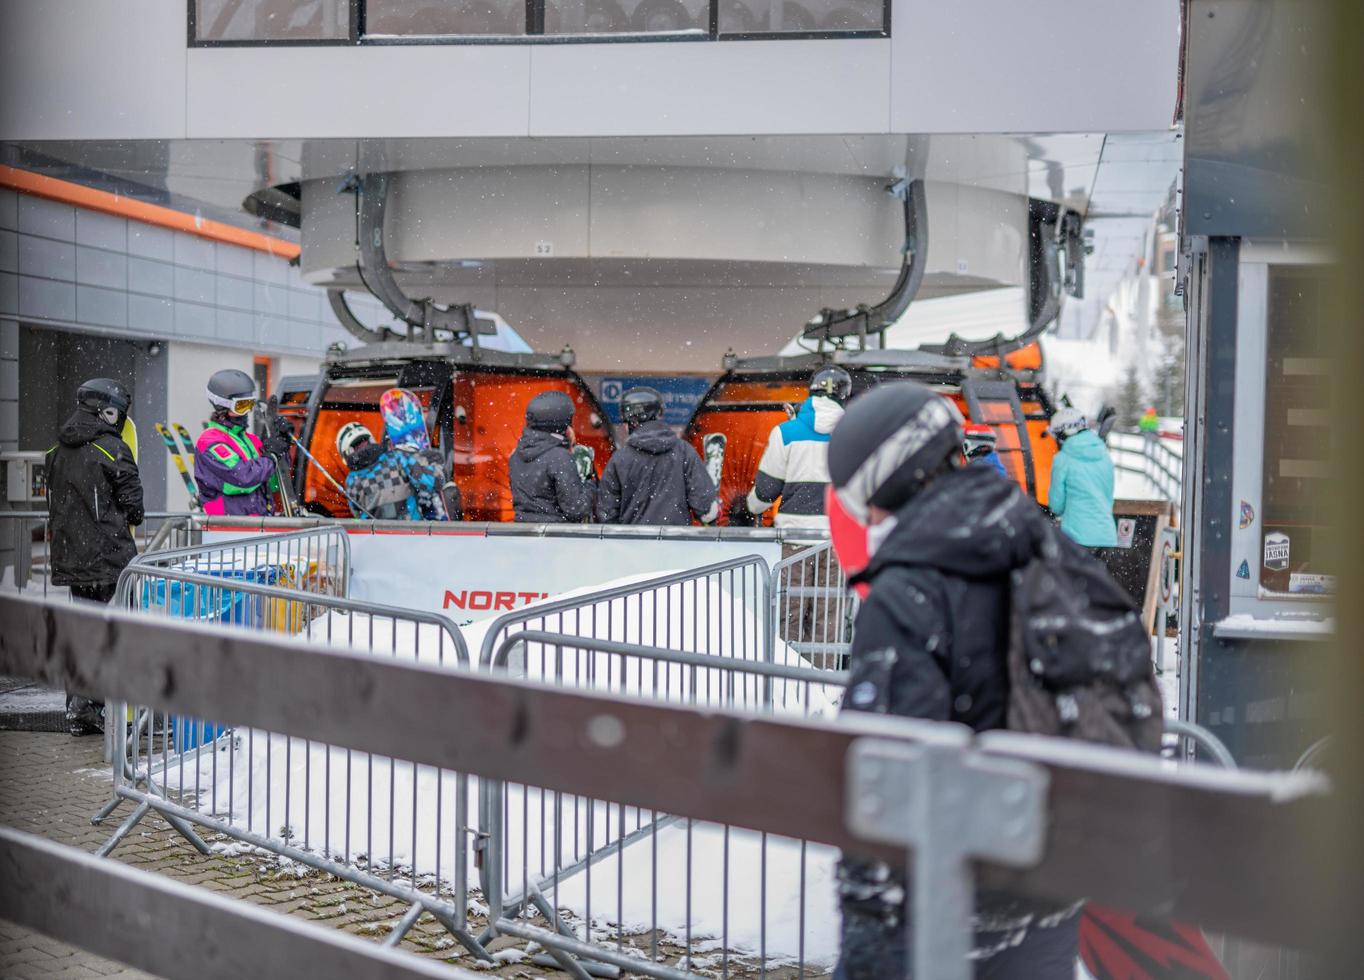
[195,0,350,41]
[719,0,882,34]
[542,0,708,35]
[366,0,527,36]
[1259,265,1334,596]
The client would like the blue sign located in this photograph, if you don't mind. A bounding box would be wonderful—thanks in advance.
[599,376,713,427]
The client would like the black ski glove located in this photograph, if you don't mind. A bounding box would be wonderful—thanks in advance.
[727,495,758,528]
[261,434,290,456]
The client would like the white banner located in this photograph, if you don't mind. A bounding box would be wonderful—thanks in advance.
[205,526,780,624]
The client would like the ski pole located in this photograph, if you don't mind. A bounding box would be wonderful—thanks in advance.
[284,431,374,519]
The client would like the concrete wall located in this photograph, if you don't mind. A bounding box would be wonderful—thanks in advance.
[0,188,355,358]
[0,0,1181,141]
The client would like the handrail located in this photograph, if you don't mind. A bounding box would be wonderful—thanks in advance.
[1166,718,1238,769]
[191,512,827,543]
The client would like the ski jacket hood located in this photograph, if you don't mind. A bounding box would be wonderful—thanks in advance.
[58,407,118,447]
[1059,428,1108,461]
[513,428,568,463]
[809,396,844,435]
[859,463,1048,584]
[625,420,679,455]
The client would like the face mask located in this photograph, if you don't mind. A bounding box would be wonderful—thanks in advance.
[866,516,899,558]
[98,407,121,426]
[826,487,871,597]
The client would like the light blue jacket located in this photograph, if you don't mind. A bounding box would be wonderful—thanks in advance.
[1049,429,1118,547]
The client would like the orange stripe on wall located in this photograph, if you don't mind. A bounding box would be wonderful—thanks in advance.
[0,164,301,261]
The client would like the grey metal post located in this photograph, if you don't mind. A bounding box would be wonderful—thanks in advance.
[847,735,1048,980]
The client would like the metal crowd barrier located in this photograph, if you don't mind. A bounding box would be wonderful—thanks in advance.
[0,510,197,596]
[475,554,775,671]
[0,594,1334,980]
[94,557,486,959]
[772,541,858,669]
[480,629,846,978]
[129,523,351,599]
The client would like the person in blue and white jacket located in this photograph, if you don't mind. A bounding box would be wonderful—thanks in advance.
[742,366,851,529]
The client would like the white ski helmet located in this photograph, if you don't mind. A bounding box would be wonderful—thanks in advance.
[1048,407,1087,438]
[336,421,374,461]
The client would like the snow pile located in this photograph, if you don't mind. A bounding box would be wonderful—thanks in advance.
[158,570,847,967]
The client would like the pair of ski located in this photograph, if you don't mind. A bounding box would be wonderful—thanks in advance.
[155,422,202,510]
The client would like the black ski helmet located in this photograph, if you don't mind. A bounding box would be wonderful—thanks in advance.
[206,368,258,418]
[526,390,575,433]
[809,365,853,404]
[828,381,964,521]
[621,387,664,427]
[76,378,131,424]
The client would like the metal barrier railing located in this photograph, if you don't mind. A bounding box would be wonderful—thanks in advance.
[480,629,846,978]
[0,594,1334,980]
[1110,430,1185,504]
[0,510,197,596]
[129,524,351,599]
[96,562,486,960]
[772,541,858,669]
[475,554,774,671]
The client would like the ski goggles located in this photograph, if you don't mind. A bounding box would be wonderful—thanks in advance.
[226,397,257,416]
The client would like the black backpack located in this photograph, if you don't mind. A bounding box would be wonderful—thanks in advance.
[1006,525,1164,752]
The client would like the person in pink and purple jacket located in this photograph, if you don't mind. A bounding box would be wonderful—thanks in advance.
[194,369,288,517]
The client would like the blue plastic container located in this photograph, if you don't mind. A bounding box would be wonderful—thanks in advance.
[139,565,285,751]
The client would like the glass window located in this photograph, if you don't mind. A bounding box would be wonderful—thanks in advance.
[366,0,527,36]
[189,0,888,42]
[542,0,708,35]
[718,0,882,34]
[1259,266,1334,596]
[195,0,350,41]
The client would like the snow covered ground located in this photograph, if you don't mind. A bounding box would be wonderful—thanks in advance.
[157,571,847,968]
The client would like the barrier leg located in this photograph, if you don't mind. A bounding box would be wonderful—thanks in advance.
[94,801,151,858]
[426,907,494,963]
[90,796,123,826]
[382,901,425,948]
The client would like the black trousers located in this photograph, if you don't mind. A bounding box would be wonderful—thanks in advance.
[834,907,1080,980]
[65,582,117,733]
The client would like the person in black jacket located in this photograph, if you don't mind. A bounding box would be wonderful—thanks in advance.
[509,390,596,523]
[599,388,717,526]
[826,381,1079,980]
[46,378,145,735]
